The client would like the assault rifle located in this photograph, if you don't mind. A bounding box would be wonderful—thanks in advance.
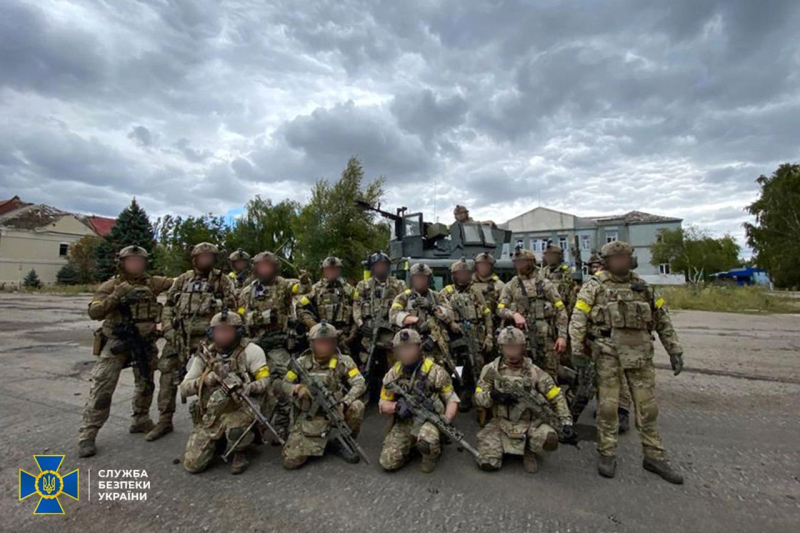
[571,235,584,284]
[363,315,391,390]
[111,292,155,394]
[289,355,371,465]
[515,279,541,366]
[385,381,479,458]
[569,361,597,422]
[414,296,463,390]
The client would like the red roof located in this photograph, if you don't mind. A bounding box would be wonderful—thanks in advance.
[87,216,116,236]
[0,196,30,216]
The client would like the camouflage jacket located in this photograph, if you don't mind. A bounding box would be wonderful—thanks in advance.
[389,288,453,330]
[569,270,683,368]
[497,271,568,340]
[239,276,310,339]
[89,274,173,339]
[541,263,578,314]
[162,269,236,339]
[352,276,406,329]
[296,278,356,337]
[380,357,459,413]
[471,272,505,319]
[179,338,271,400]
[439,283,494,346]
[475,357,570,425]
[281,351,366,409]
[227,270,252,291]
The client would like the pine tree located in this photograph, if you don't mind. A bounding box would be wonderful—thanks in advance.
[56,264,81,285]
[23,269,43,289]
[94,199,155,280]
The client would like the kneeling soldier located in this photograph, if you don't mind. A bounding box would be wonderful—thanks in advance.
[379,329,460,473]
[475,327,575,473]
[278,322,366,469]
[180,311,271,475]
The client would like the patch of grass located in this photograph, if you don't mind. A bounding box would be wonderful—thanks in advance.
[657,284,800,314]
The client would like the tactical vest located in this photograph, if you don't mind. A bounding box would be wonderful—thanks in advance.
[198,341,249,427]
[102,277,162,338]
[403,290,439,323]
[360,279,401,322]
[447,286,480,323]
[515,277,555,321]
[492,362,537,423]
[386,358,444,414]
[175,271,226,335]
[475,276,501,309]
[313,281,352,325]
[244,278,293,335]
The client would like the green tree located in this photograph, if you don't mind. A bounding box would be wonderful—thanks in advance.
[56,264,81,285]
[224,197,301,272]
[151,214,228,276]
[23,269,43,289]
[651,226,741,283]
[294,157,390,280]
[745,163,800,288]
[68,235,101,283]
[94,199,155,280]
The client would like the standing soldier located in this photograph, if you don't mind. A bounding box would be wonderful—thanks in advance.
[569,241,685,484]
[240,251,311,440]
[541,243,578,314]
[497,249,568,379]
[278,322,366,469]
[151,242,236,442]
[472,252,505,328]
[353,251,406,390]
[78,245,173,457]
[440,258,493,411]
[587,253,603,276]
[228,249,252,292]
[180,311,271,475]
[378,329,460,473]
[297,256,356,353]
[475,327,576,473]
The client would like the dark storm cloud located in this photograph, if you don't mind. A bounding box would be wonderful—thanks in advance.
[0,0,798,244]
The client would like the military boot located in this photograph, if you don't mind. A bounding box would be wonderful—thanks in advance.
[598,455,617,478]
[523,449,539,474]
[230,453,249,475]
[420,454,439,474]
[618,408,630,434]
[282,456,308,470]
[643,457,684,485]
[129,418,155,434]
[477,456,500,472]
[329,440,360,464]
[78,439,96,458]
[144,420,173,442]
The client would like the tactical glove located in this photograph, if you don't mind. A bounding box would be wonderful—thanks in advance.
[482,337,494,353]
[560,424,578,445]
[111,282,132,301]
[203,371,219,387]
[489,390,517,405]
[670,353,684,376]
[395,397,414,421]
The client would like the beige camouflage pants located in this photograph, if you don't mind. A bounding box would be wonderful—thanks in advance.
[282,401,365,464]
[380,420,440,471]
[78,343,157,441]
[183,408,254,473]
[477,420,557,469]
[155,335,203,423]
[596,354,666,459]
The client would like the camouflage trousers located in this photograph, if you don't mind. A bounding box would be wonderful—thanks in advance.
[78,342,157,441]
[596,354,666,459]
[282,401,365,464]
[380,420,440,471]
[477,420,557,469]
[183,408,254,473]
[154,336,203,424]
[259,346,292,438]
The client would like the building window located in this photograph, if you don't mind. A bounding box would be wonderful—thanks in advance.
[530,239,539,252]
[659,263,671,275]
[581,235,591,250]
[515,239,524,249]
[59,243,69,257]
[606,231,618,243]
[558,237,568,250]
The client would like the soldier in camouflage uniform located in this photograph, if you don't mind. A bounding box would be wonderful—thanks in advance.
[570,241,685,484]
[587,253,603,276]
[151,243,237,441]
[541,243,578,315]
[78,246,173,457]
[297,256,356,353]
[475,327,576,473]
[453,204,473,223]
[240,251,311,441]
[440,258,494,411]
[353,251,406,388]
[379,329,460,473]
[228,249,252,292]
[278,322,366,469]
[180,311,271,474]
[497,249,568,379]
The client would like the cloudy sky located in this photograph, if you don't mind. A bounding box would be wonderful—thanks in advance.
[1,0,798,248]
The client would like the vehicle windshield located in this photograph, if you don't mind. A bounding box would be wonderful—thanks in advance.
[403,215,422,237]
[481,225,496,246]
[462,223,483,245]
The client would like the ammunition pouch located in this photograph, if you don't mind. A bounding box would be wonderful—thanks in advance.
[92,328,107,356]
[257,330,286,351]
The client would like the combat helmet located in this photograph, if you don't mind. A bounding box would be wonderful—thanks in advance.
[229,249,250,262]
[321,256,343,269]
[497,326,526,346]
[118,245,149,260]
[512,248,537,264]
[543,243,563,256]
[453,205,469,217]
[191,242,219,257]
[309,321,338,341]
[392,328,422,347]
[600,241,633,258]
[587,253,602,266]
[367,251,391,268]
[474,252,496,265]
[450,258,471,274]
[253,251,279,264]
[409,263,433,277]
[210,309,243,328]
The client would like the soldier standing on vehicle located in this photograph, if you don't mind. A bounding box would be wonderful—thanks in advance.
[475,327,576,473]
[228,249,252,292]
[297,256,356,354]
[277,322,366,469]
[440,258,493,411]
[180,311,272,475]
[78,246,173,457]
[378,329,460,473]
[497,249,568,379]
[353,251,406,390]
[151,243,237,442]
[570,241,685,484]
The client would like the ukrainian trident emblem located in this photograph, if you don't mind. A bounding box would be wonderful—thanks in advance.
[19,455,79,514]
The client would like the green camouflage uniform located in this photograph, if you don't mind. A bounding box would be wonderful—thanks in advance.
[389,288,455,363]
[297,279,357,352]
[79,274,172,441]
[496,271,568,378]
[569,269,683,460]
[159,269,236,425]
[379,357,459,470]
[179,339,271,473]
[475,357,571,469]
[353,275,406,365]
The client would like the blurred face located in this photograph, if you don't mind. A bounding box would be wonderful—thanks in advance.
[513,258,534,276]
[371,261,390,280]
[255,261,277,280]
[453,270,471,286]
[455,211,468,222]
[232,259,248,273]
[476,262,492,278]
[212,324,237,349]
[411,274,429,292]
[122,256,147,276]
[607,254,632,276]
[194,253,215,271]
[502,343,525,363]
[322,266,341,281]
[395,343,422,366]
[543,252,560,266]
[588,262,602,275]
[312,338,336,358]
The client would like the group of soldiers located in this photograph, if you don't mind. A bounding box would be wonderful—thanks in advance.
[77,230,685,484]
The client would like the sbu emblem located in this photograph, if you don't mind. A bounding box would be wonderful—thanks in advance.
[19,455,79,515]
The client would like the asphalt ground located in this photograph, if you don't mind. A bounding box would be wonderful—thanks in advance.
[1,293,799,532]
